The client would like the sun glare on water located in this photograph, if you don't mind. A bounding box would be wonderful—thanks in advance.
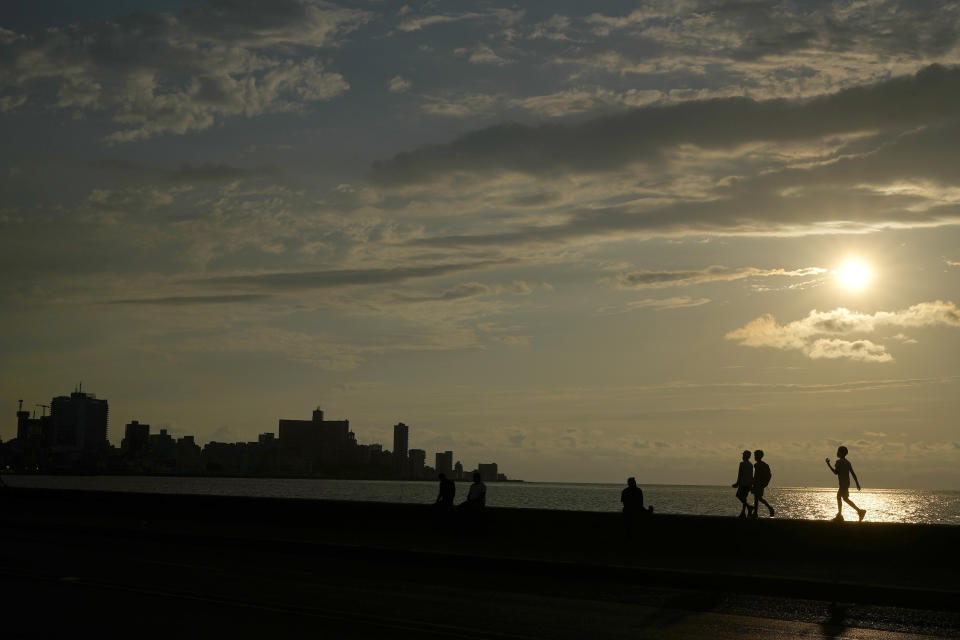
[837,260,871,290]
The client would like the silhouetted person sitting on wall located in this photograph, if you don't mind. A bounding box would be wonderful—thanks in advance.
[434,473,455,510]
[732,450,753,518]
[458,472,487,531]
[462,472,486,510]
[826,446,866,522]
[749,450,774,518]
[621,477,653,539]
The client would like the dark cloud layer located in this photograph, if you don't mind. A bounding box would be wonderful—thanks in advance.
[185,260,514,291]
[105,294,271,305]
[372,64,960,184]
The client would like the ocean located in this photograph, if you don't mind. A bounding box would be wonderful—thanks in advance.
[4,475,960,525]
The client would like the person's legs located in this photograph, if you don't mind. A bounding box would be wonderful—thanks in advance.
[758,496,774,516]
[843,496,866,520]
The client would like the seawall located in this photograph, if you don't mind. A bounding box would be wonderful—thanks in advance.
[3,487,958,608]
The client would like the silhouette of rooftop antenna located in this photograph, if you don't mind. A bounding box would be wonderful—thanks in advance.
[36,404,49,417]
[18,399,23,412]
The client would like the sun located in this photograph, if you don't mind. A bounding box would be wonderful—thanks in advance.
[837,260,871,290]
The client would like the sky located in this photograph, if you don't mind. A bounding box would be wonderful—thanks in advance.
[2,0,960,488]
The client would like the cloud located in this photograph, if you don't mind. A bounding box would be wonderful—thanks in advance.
[726,300,960,362]
[804,338,892,363]
[507,431,527,446]
[388,75,412,94]
[421,93,499,118]
[396,9,523,33]
[529,15,573,41]
[388,280,533,303]
[459,43,512,66]
[510,88,662,117]
[598,297,711,313]
[373,65,960,185]
[0,1,367,141]
[365,65,960,252]
[185,259,514,291]
[0,94,26,112]
[105,294,271,305]
[616,266,826,289]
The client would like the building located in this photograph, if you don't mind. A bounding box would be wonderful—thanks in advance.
[408,448,426,478]
[278,407,351,474]
[149,428,176,470]
[10,399,53,471]
[454,460,463,481]
[15,401,52,445]
[122,420,150,457]
[50,389,109,454]
[393,422,409,475]
[435,450,453,477]
[174,435,202,474]
[478,463,499,482]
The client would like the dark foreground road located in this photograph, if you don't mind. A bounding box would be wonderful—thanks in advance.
[2,523,958,639]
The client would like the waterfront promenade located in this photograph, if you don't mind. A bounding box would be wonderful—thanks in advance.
[2,487,959,637]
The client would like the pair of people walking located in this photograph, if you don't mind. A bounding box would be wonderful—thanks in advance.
[732,449,774,518]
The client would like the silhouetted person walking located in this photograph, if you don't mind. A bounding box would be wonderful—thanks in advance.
[434,472,455,510]
[732,450,753,518]
[826,446,866,522]
[621,477,653,538]
[749,450,774,518]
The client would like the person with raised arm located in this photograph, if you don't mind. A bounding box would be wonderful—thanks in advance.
[826,445,866,522]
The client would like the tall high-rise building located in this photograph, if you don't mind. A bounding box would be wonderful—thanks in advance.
[50,390,108,453]
[393,422,409,474]
[454,460,464,481]
[435,450,453,477]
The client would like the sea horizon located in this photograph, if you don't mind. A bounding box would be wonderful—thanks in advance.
[5,474,959,526]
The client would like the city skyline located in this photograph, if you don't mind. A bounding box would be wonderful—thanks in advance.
[9,384,507,479]
[2,1,960,488]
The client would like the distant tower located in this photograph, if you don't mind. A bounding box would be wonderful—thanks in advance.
[393,422,409,475]
[454,460,463,481]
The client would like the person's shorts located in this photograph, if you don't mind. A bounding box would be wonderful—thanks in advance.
[751,486,765,498]
[837,486,850,498]
[736,486,751,501]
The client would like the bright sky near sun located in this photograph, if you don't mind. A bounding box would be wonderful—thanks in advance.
[2,0,960,487]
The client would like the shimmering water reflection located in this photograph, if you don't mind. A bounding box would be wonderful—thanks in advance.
[4,475,959,525]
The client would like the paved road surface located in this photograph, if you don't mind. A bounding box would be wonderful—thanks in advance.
[2,525,957,638]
